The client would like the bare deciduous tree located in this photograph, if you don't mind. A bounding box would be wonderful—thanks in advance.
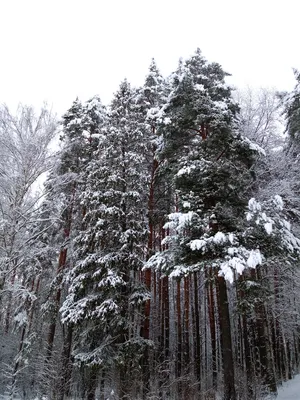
[0,104,57,397]
[235,87,284,151]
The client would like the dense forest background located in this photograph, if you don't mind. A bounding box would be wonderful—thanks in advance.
[1,49,300,400]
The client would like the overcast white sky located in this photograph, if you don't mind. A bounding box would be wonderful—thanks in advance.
[0,0,299,116]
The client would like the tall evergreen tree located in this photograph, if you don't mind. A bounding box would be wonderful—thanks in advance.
[61,81,150,399]
[148,48,266,400]
[42,96,106,399]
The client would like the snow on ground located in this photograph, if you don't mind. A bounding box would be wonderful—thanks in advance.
[1,377,300,400]
[276,375,300,399]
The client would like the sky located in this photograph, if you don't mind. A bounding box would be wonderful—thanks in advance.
[0,0,299,116]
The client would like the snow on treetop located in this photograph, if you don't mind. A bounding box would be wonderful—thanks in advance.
[243,136,266,156]
[188,225,264,283]
[14,310,28,327]
[214,231,227,245]
[246,195,300,256]
[85,95,102,109]
[144,252,170,272]
[219,248,263,284]
[247,249,263,268]
[214,100,229,110]
[169,264,190,278]
[248,198,262,214]
[190,239,206,251]
[264,222,273,234]
[96,269,123,288]
[195,83,205,91]
[177,165,196,176]
[274,194,284,210]
[183,201,191,209]
[189,231,237,253]
[165,211,195,233]
[282,219,291,231]
[247,198,275,233]
[146,106,167,123]
[93,299,119,320]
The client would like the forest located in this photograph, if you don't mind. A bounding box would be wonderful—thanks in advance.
[0,48,300,400]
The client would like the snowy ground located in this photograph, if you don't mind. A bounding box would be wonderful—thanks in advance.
[276,375,300,399]
[2,377,300,400]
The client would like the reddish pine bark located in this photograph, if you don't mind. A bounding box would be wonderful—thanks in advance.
[193,272,201,387]
[176,279,182,382]
[143,158,159,341]
[46,183,76,361]
[216,274,236,400]
[184,276,190,368]
[208,268,217,389]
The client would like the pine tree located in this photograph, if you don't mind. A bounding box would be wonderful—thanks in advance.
[42,96,106,399]
[148,48,265,400]
[61,81,150,399]
[44,98,85,363]
[134,59,172,397]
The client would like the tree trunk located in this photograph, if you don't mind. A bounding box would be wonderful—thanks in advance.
[253,269,277,394]
[184,276,190,369]
[193,272,201,390]
[58,324,73,400]
[237,274,254,398]
[216,274,236,400]
[163,275,170,359]
[46,247,68,361]
[142,157,158,398]
[208,268,217,390]
[176,278,182,395]
[5,269,16,333]
[46,183,76,362]
[86,366,98,400]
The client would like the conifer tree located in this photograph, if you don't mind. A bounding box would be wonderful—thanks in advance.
[61,81,150,399]
[149,48,264,400]
[134,59,172,396]
[147,49,300,399]
[43,96,106,399]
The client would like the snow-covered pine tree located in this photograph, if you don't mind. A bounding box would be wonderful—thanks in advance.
[148,48,266,399]
[146,49,300,399]
[134,59,173,396]
[44,98,85,366]
[61,80,150,399]
[42,96,106,399]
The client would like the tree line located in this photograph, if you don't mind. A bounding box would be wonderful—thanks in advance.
[1,49,300,400]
